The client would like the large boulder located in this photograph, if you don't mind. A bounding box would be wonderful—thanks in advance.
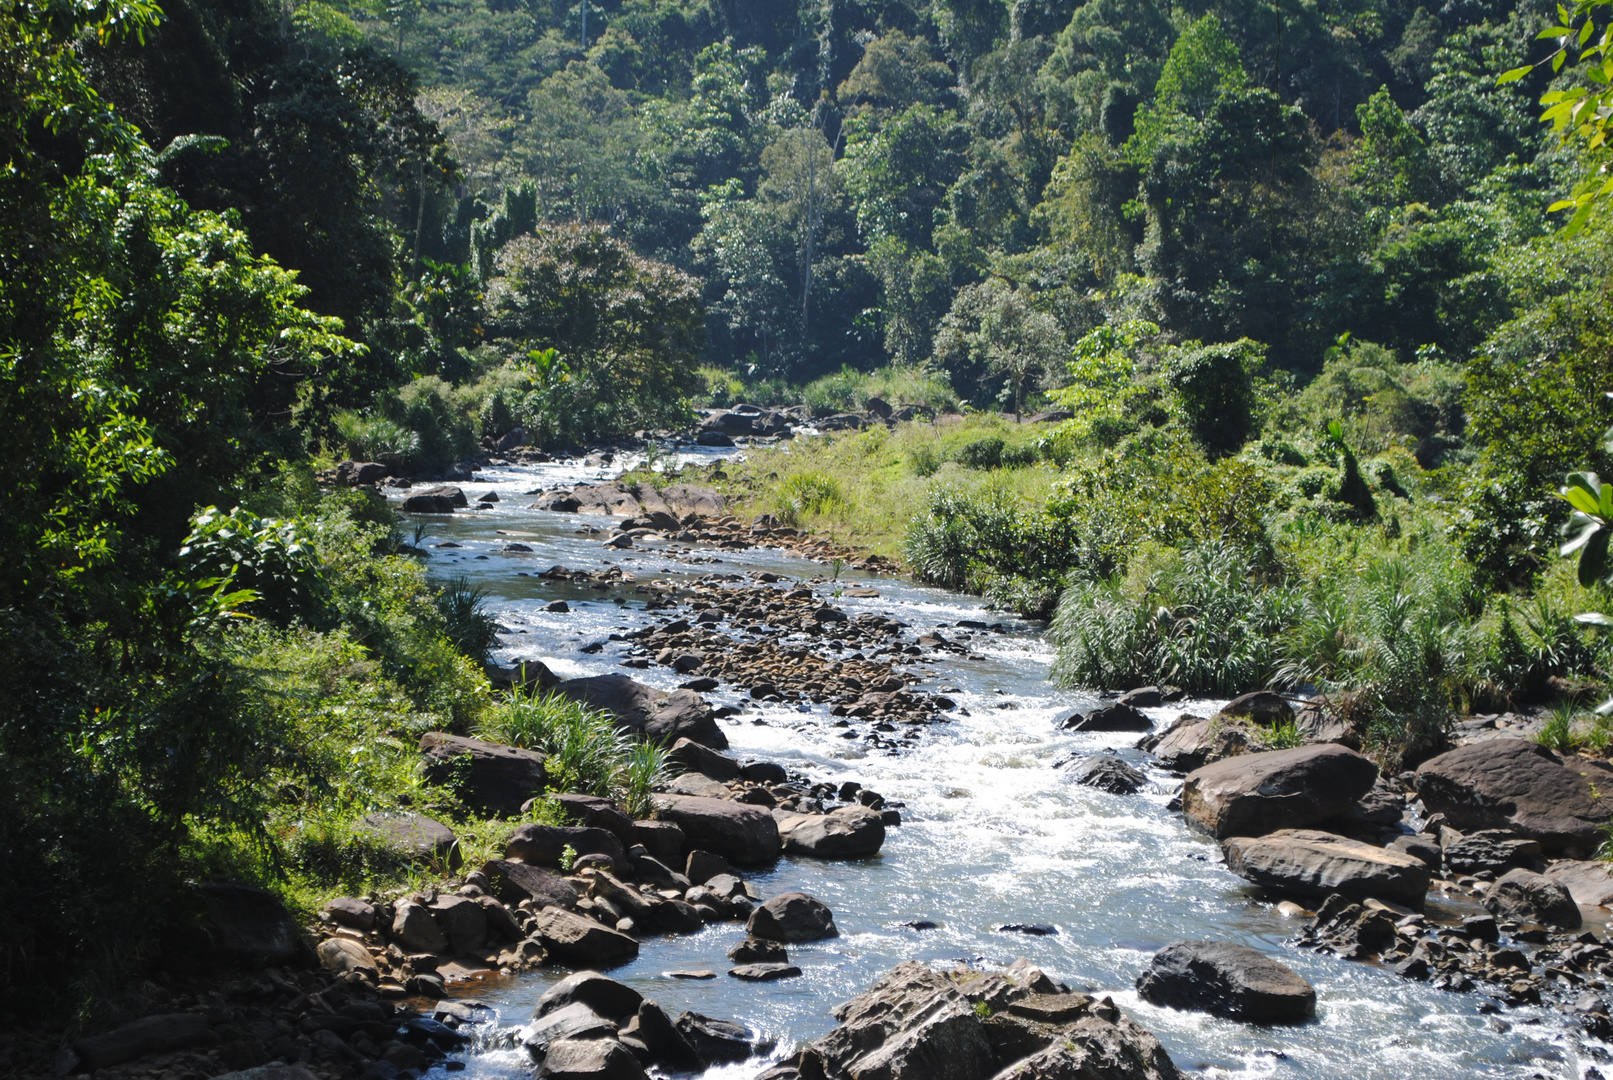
[317,937,378,979]
[1135,941,1316,1024]
[652,795,781,865]
[811,962,997,1080]
[746,892,837,943]
[670,738,742,781]
[334,461,388,486]
[552,794,637,846]
[401,485,467,513]
[482,859,580,909]
[538,1037,648,1080]
[674,1012,760,1063]
[555,675,728,750]
[196,883,307,965]
[391,899,449,953]
[534,906,640,966]
[419,732,547,816]
[1061,703,1152,732]
[1545,859,1613,907]
[428,895,488,953]
[1069,756,1148,795]
[1415,739,1613,851]
[1221,829,1432,910]
[359,811,460,868]
[507,823,628,869]
[775,806,886,858]
[1181,744,1379,838]
[1217,691,1294,726]
[72,1014,209,1070]
[537,971,644,1020]
[1482,868,1583,929]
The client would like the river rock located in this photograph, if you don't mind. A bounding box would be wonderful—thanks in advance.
[686,849,732,884]
[391,899,449,953]
[670,738,742,781]
[1069,756,1147,794]
[1545,859,1613,907]
[1482,868,1583,929]
[1181,744,1379,838]
[537,971,644,1019]
[322,896,377,931]
[729,938,788,963]
[428,894,488,953]
[534,906,640,966]
[1415,739,1613,851]
[1117,687,1166,708]
[1442,830,1543,875]
[1387,834,1443,871]
[419,732,548,816]
[335,460,388,486]
[1294,702,1359,749]
[1135,941,1316,1023]
[555,675,727,749]
[507,824,628,869]
[538,1036,647,1080]
[631,820,686,862]
[811,962,996,1080]
[316,937,378,979]
[1217,691,1294,726]
[775,805,886,858]
[675,1012,757,1063]
[1300,893,1397,958]
[72,1013,209,1070]
[629,1000,701,1070]
[1221,829,1432,909]
[482,859,580,908]
[746,892,837,942]
[1138,715,1217,772]
[1061,703,1152,732]
[551,793,636,845]
[667,772,731,798]
[401,485,465,513]
[652,795,781,865]
[730,962,802,981]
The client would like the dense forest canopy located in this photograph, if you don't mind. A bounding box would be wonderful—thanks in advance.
[12,0,1613,1032]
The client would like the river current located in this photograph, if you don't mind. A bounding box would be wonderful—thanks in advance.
[397,450,1601,1080]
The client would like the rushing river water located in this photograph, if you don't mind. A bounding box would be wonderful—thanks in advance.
[398,450,1605,1080]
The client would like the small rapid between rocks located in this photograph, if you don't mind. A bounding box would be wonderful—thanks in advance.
[398,450,1602,1080]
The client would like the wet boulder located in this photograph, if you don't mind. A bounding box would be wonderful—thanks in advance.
[552,794,637,847]
[506,823,627,869]
[401,485,468,512]
[419,733,547,816]
[537,971,644,1020]
[1483,868,1583,929]
[1221,829,1432,910]
[1415,739,1613,851]
[652,795,781,865]
[670,738,742,781]
[1135,941,1315,1024]
[1181,744,1379,838]
[674,1013,759,1064]
[1216,691,1294,726]
[810,962,996,1080]
[1059,703,1152,732]
[533,907,640,967]
[746,892,837,943]
[1069,756,1148,795]
[774,806,886,858]
[536,1036,646,1080]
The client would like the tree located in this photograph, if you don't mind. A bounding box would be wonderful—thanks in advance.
[837,30,956,113]
[760,120,841,342]
[485,222,703,434]
[1165,339,1262,457]
[933,278,1065,417]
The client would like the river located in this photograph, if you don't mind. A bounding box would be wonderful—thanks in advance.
[397,449,1602,1080]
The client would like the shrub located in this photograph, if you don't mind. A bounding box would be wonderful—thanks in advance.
[908,444,942,477]
[1166,339,1261,457]
[333,411,420,466]
[180,506,328,626]
[778,472,845,523]
[955,436,1005,469]
[434,575,500,663]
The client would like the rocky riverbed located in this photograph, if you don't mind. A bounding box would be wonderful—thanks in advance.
[45,445,1613,1080]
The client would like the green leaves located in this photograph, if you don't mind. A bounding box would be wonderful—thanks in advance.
[1559,471,1613,585]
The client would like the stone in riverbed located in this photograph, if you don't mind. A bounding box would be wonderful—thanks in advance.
[729,963,802,981]
[674,1012,760,1064]
[728,938,787,963]
[1069,756,1147,794]
[746,892,837,942]
[774,805,886,858]
[552,793,637,846]
[1415,739,1613,851]
[669,737,741,781]
[1059,703,1152,732]
[317,937,378,979]
[652,795,781,865]
[1216,691,1294,726]
[71,1014,209,1070]
[1483,868,1583,929]
[555,674,727,749]
[1135,941,1316,1024]
[631,820,686,862]
[359,810,461,868]
[537,1037,647,1080]
[1442,830,1543,875]
[1546,859,1613,907]
[523,1002,620,1056]
[391,899,449,953]
[536,971,643,1020]
[533,906,640,966]
[628,1000,701,1070]
[1181,744,1379,838]
[1221,829,1433,910]
[685,849,732,884]
[811,962,997,1080]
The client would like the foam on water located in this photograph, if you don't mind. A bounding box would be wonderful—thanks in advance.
[394,457,1602,1080]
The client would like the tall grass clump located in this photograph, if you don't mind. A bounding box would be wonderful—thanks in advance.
[904,486,1080,613]
[801,365,957,415]
[333,411,419,465]
[476,693,672,813]
[1051,541,1298,695]
[777,472,845,524]
[434,575,501,662]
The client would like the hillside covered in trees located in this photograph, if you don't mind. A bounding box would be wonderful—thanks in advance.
[12,0,1613,1043]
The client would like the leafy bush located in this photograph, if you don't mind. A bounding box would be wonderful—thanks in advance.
[955,436,1005,468]
[904,486,1079,606]
[180,506,328,625]
[1166,339,1261,457]
[332,411,420,465]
